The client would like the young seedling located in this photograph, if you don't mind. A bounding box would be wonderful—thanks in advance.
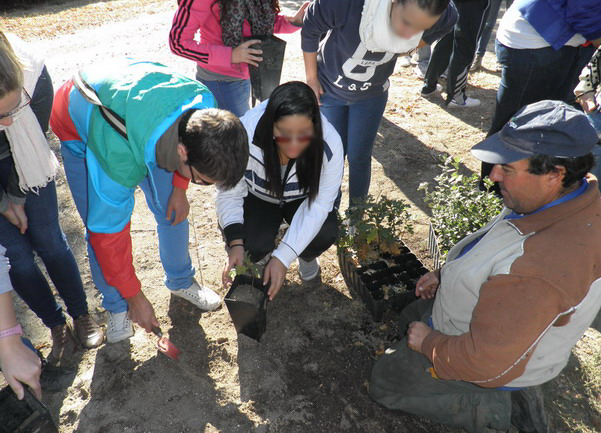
[337,195,414,264]
[229,251,262,282]
[418,156,502,262]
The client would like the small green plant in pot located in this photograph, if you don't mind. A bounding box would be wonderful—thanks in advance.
[418,156,503,264]
[337,195,414,265]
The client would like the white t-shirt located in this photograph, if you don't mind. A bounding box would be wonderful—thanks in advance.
[496,3,586,49]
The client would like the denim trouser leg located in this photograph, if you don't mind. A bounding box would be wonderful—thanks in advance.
[0,175,88,328]
[138,166,195,291]
[476,0,507,56]
[61,146,129,314]
[488,41,582,136]
[196,73,251,118]
[321,91,388,202]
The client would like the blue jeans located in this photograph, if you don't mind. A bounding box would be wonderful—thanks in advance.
[488,41,595,136]
[0,159,88,328]
[196,73,251,118]
[61,147,196,314]
[476,0,512,56]
[320,91,388,201]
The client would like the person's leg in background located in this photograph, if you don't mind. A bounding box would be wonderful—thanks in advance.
[345,91,389,202]
[60,145,133,343]
[319,93,349,207]
[139,165,221,311]
[413,45,431,79]
[422,30,454,95]
[0,155,79,361]
[24,178,104,350]
[445,0,490,107]
[196,73,251,118]
[282,198,339,281]
[471,0,504,71]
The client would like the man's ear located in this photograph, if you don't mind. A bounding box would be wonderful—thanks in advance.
[547,165,566,187]
[177,143,188,162]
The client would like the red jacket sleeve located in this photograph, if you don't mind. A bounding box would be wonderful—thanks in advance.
[172,170,190,190]
[88,222,141,298]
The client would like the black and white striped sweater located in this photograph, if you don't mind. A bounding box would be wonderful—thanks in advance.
[216,100,344,268]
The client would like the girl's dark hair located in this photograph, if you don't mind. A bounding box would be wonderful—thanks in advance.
[253,81,324,203]
[394,0,450,16]
[528,153,595,189]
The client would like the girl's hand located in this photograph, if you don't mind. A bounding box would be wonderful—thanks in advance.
[222,243,245,287]
[415,269,441,300]
[232,40,263,67]
[286,1,310,26]
[0,335,42,400]
[306,77,324,104]
[263,257,287,300]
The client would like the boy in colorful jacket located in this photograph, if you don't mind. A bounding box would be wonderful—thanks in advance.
[50,59,249,343]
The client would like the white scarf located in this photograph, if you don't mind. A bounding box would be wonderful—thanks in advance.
[359,0,424,54]
[3,34,59,193]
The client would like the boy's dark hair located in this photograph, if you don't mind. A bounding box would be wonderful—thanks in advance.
[528,153,595,189]
[179,108,249,189]
[395,0,450,16]
[253,81,324,203]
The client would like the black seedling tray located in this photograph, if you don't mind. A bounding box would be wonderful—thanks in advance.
[0,386,58,433]
[338,243,429,322]
[246,35,286,103]
[225,275,269,342]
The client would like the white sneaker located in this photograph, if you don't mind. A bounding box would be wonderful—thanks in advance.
[420,83,443,97]
[106,311,134,343]
[298,258,320,282]
[448,95,481,108]
[414,65,426,79]
[398,55,411,67]
[171,280,221,311]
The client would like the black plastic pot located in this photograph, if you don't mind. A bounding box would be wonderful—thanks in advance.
[338,242,430,321]
[224,275,268,342]
[0,386,57,433]
[246,35,286,104]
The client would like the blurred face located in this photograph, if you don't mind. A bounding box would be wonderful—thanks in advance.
[273,114,314,161]
[488,159,564,214]
[390,1,441,39]
[0,88,22,127]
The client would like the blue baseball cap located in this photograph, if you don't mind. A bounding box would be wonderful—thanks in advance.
[471,100,599,165]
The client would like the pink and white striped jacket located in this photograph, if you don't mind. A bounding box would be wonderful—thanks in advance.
[169,0,299,80]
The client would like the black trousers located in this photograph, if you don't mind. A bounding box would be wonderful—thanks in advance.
[424,0,490,104]
[242,193,338,263]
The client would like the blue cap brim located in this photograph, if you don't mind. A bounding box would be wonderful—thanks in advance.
[471,133,533,165]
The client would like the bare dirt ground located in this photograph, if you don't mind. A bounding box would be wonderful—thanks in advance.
[1,1,600,432]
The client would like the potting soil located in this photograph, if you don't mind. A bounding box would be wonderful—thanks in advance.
[229,284,265,305]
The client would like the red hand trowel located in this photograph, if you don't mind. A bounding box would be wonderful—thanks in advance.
[151,327,181,360]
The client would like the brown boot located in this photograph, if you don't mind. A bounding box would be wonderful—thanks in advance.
[50,323,77,363]
[73,314,105,349]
